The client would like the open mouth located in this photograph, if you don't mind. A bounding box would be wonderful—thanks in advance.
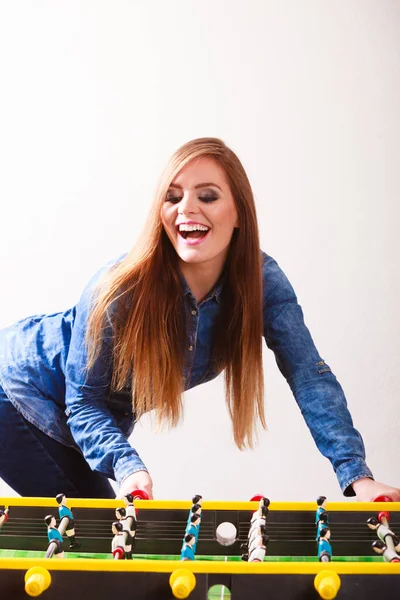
[178,230,209,240]
[176,224,211,243]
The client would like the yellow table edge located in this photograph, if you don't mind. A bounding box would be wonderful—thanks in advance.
[0,557,399,575]
[1,498,400,512]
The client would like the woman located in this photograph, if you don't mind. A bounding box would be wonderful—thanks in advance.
[0,137,398,501]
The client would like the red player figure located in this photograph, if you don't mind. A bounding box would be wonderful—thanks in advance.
[248,524,267,546]
[249,532,270,556]
[115,507,134,559]
[372,540,400,563]
[251,499,269,526]
[248,534,269,562]
[367,517,400,552]
[250,511,267,531]
[123,493,137,521]
[111,521,125,560]
[0,508,9,529]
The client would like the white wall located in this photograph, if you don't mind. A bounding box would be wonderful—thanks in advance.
[0,0,399,501]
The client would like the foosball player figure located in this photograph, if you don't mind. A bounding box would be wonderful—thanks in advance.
[248,524,267,548]
[123,494,138,541]
[250,507,268,530]
[367,517,400,552]
[248,528,269,556]
[44,515,65,559]
[248,534,269,563]
[186,513,201,552]
[318,527,332,562]
[116,507,134,559]
[0,507,9,529]
[55,493,80,549]
[316,510,329,541]
[250,498,269,525]
[123,493,137,521]
[372,540,400,563]
[186,503,202,532]
[111,522,125,560]
[315,496,327,524]
[180,533,196,561]
[192,494,203,506]
[251,499,269,524]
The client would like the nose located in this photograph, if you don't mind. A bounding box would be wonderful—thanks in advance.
[177,191,199,215]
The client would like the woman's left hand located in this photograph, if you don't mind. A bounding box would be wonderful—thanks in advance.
[352,477,400,502]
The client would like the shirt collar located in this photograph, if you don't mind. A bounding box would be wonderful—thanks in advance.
[179,269,225,305]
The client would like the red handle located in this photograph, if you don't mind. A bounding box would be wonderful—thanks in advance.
[374,495,393,524]
[131,489,149,501]
[374,495,393,503]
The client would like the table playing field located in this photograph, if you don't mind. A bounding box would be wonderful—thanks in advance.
[0,498,399,599]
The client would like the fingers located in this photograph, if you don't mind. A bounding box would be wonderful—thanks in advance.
[353,479,400,502]
[142,486,154,500]
[116,471,154,500]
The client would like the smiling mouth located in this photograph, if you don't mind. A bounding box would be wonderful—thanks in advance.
[178,230,209,240]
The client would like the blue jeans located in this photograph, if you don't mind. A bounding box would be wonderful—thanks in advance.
[0,385,114,498]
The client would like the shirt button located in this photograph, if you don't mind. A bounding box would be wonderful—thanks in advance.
[191,310,197,316]
[188,345,193,352]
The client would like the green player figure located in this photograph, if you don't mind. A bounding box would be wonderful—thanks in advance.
[180,533,196,561]
[187,502,202,524]
[316,511,329,541]
[55,493,80,549]
[315,496,328,524]
[186,513,201,552]
[318,527,332,562]
[44,515,65,559]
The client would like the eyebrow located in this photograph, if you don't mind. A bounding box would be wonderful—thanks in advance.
[168,182,223,191]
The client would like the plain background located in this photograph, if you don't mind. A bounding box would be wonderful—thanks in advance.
[0,1,399,501]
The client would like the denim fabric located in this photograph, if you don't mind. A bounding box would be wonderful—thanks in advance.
[0,386,115,498]
[0,252,373,494]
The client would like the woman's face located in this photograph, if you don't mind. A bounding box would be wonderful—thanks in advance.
[161,157,239,272]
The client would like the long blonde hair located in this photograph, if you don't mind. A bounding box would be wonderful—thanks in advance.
[86,137,266,448]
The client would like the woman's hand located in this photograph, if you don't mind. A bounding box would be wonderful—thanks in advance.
[352,477,400,502]
[117,470,154,500]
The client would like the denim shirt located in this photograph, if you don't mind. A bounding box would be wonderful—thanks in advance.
[0,252,373,494]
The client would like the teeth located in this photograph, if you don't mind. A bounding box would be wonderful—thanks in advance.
[178,224,209,232]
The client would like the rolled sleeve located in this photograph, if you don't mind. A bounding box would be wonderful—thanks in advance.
[65,259,147,484]
[262,255,373,496]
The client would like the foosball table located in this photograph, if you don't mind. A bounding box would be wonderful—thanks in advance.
[0,494,399,599]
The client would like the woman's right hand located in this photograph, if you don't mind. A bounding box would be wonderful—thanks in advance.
[117,470,154,500]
